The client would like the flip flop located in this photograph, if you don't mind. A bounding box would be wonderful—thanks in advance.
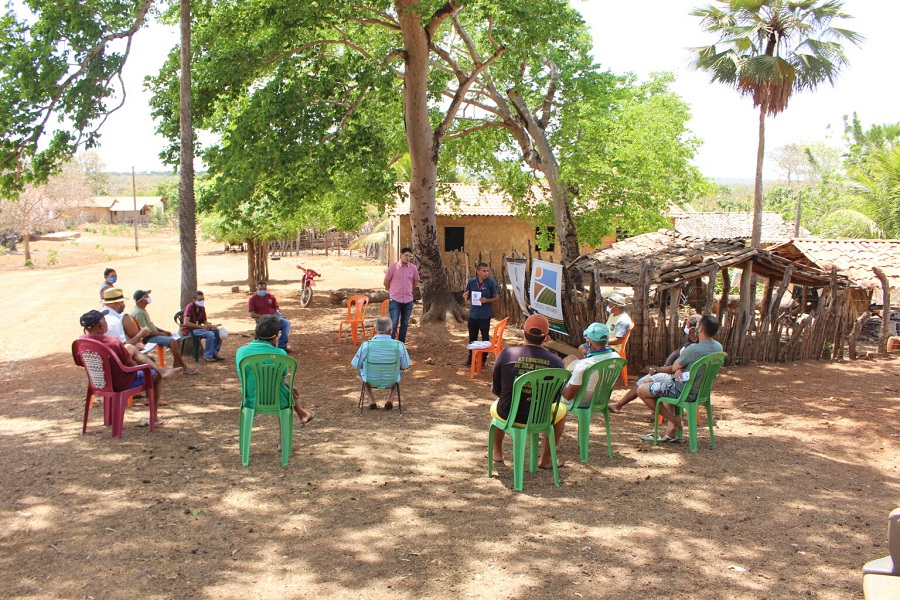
[383,402,394,411]
[608,405,622,414]
[538,461,567,470]
[184,369,200,376]
[297,413,314,426]
[640,433,679,443]
[368,403,378,410]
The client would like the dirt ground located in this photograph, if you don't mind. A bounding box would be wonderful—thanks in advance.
[0,229,898,599]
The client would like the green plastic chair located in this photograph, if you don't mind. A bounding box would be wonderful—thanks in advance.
[562,357,626,462]
[356,339,405,415]
[487,367,570,491]
[652,351,727,452]
[237,353,298,466]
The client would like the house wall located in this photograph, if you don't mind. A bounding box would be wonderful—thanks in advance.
[391,214,564,267]
[77,208,111,223]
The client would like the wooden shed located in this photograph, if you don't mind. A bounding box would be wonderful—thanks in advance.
[768,239,900,312]
[565,230,841,367]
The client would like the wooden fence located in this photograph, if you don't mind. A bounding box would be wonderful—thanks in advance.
[445,248,857,368]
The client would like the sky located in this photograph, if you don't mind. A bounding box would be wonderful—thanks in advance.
[93,0,898,180]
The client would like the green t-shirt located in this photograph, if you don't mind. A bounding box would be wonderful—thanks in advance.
[235,340,292,409]
[129,306,158,334]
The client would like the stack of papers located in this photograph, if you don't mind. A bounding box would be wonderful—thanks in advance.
[467,341,492,350]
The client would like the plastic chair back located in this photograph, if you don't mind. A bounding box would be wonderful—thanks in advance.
[652,351,727,452]
[488,368,570,490]
[237,353,298,466]
[72,338,156,439]
[338,295,370,344]
[357,339,405,414]
[564,357,626,461]
[470,317,510,377]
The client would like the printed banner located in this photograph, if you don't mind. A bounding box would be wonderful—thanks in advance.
[505,258,529,316]
[530,260,568,335]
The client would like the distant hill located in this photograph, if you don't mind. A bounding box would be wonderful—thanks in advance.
[105,172,177,196]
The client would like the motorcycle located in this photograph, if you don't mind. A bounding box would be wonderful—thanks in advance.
[296,265,321,307]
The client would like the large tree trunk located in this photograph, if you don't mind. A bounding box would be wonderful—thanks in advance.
[178,0,197,310]
[397,0,462,323]
[246,238,268,289]
[23,233,31,262]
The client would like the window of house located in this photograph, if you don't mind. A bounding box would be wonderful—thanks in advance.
[444,226,465,252]
[535,226,556,252]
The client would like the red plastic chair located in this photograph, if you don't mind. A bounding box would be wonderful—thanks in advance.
[72,338,157,439]
[471,317,510,378]
[338,295,370,344]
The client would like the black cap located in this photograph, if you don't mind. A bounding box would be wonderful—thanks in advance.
[133,289,151,302]
[80,309,108,329]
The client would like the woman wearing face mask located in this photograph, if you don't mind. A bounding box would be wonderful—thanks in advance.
[608,313,701,414]
[100,268,118,299]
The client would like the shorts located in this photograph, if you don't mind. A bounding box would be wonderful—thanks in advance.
[649,378,683,400]
[637,373,675,386]
[489,399,567,427]
[127,369,156,389]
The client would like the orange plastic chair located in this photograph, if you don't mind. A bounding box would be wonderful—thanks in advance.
[72,338,158,439]
[615,326,633,385]
[470,317,510,378]
[338,295,370,344]
[369,299,396,339]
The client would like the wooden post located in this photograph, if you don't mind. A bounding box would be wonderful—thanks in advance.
[848,312,871,359]
[718,268,730,324]
[704,266,717,315]
[668,287,680,354]
[873,267,891,354]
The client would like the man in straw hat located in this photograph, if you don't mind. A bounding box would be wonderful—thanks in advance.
[489,313,566,469]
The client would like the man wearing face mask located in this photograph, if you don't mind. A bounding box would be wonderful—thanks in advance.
[99,267,118,299]
[609,313,701,414]
[247,281,291,353]
[603,292,632,352]
[182,290,225,362]
[128,290,199,374]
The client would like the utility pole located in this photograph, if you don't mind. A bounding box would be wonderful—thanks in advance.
[132,166,139,251]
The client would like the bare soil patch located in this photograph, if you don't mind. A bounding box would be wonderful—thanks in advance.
[0,229,898,599]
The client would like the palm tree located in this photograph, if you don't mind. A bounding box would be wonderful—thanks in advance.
[691,0,862,248]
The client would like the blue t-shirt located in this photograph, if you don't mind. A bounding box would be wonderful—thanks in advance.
[466,276,498,320]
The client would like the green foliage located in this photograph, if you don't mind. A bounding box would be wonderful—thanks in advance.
[0,1,152,197]
[48,249,58,265]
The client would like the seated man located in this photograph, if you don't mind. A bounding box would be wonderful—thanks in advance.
[636,314,723,442]
[609,313,701,414]
[351,316,411,410]
[604,292,632,353]
[490,314,566,469]
[182,290,225,362]
[127,289,199,374]
[236,315,313,425]
[562,323,620,407]
[247,281,291,352]
[102,287,149,348]
[79,309,179,420]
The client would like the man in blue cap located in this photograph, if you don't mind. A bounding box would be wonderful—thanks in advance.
[562,322,620,406]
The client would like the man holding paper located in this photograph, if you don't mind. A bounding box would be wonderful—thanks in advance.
[463,262,499,367]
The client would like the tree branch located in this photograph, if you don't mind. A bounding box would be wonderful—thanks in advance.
[425,1,461,41]
[445,120,509,140]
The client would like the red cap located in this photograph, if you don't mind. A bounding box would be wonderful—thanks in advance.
[524,314,550,336]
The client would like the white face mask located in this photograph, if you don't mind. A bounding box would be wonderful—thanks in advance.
[145,297,152,304]
[684,326,691,335]
[606,305,612,314]
[196,300,205,307]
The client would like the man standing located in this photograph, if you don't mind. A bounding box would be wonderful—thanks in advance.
[352,316,411,410]
[490,314,566,469]
[182,290,224,362]
[236,315,313,425]
[79,309,178,417]
[247,281,291,352]
[562,323,620,408]
[383,247,420,342]
[604,292,632,352]
[463,262,499,366]
[637,314,723,442]
[128,289,199,374]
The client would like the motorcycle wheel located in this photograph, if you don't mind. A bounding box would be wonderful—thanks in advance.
[300,284,313,307]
